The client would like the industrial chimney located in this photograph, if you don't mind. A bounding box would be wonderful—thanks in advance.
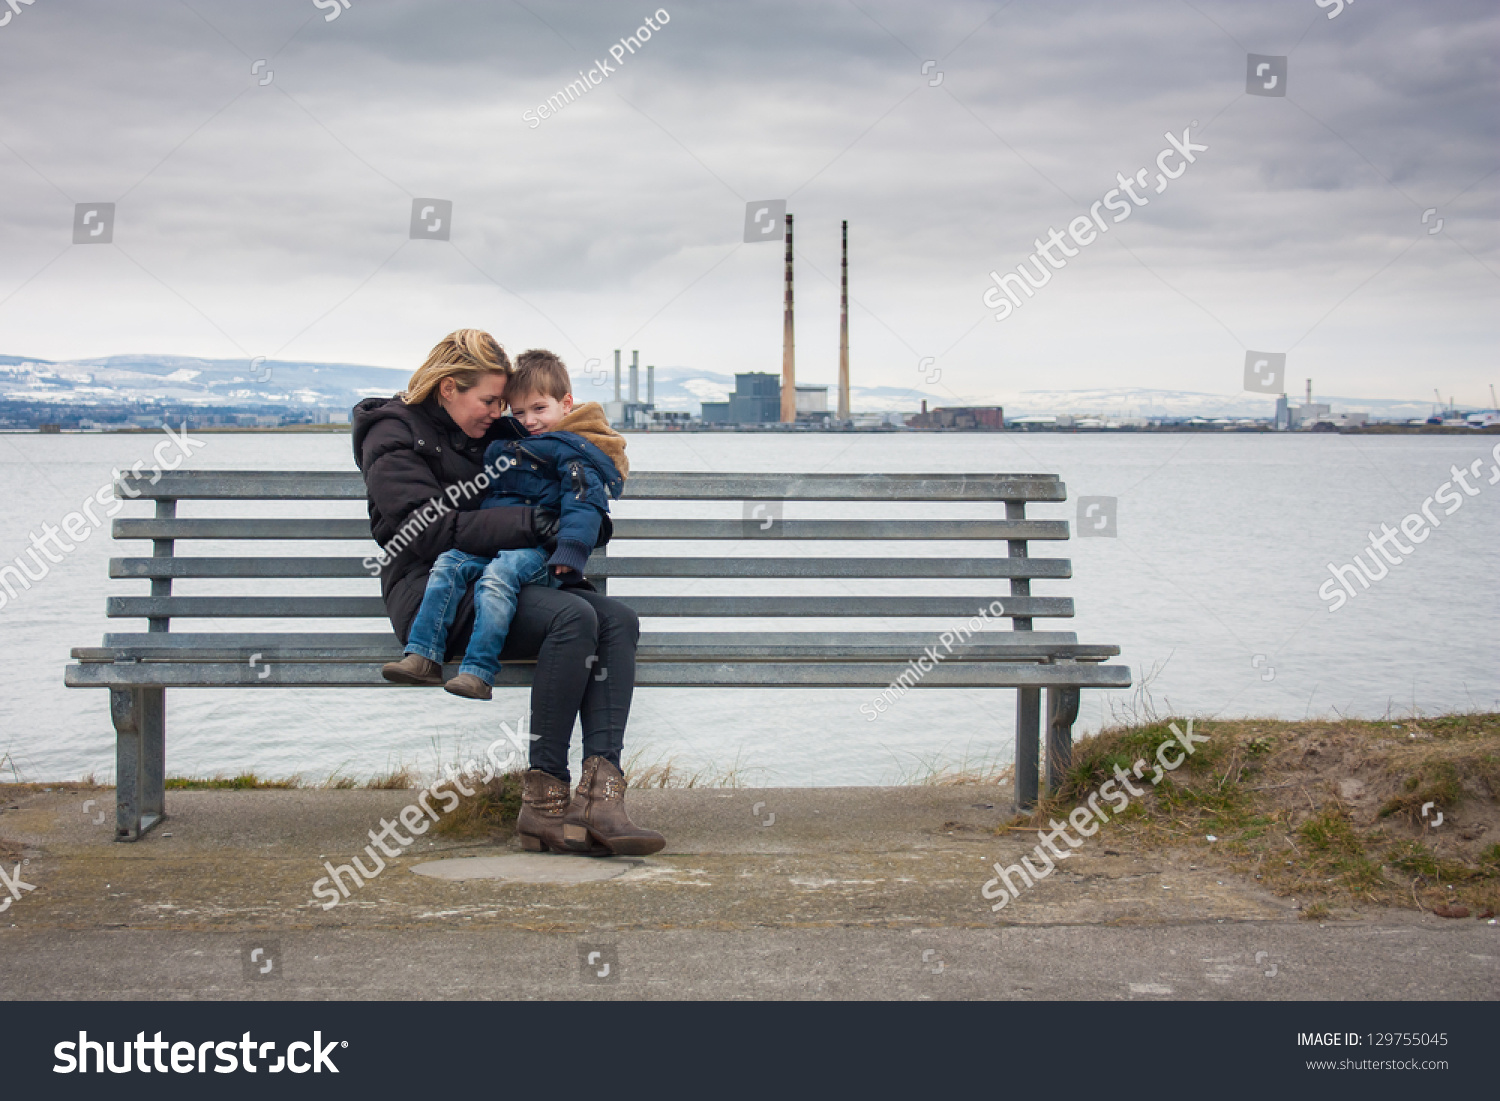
[838,220,850,422]
[613,350,622,402]
[647,365,654,405]
[780,213,796,423]
[630,350,640,404]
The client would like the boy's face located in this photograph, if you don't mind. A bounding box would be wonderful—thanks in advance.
[509,389,573,433]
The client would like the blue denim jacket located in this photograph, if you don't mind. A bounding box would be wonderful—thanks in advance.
[479,431,623,575]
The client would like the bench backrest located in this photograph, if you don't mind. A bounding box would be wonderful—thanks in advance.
[106,470,1075,636]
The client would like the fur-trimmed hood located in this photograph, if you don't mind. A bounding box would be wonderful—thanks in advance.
[552,401,629,478]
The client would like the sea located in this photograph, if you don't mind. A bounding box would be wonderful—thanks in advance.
[1,429,1496,787]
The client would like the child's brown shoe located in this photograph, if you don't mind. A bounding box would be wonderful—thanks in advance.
[443,673,493,701]
[381,654,443,686]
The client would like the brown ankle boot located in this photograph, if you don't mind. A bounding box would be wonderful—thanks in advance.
[443,672,492,701]
[381,653,443,685]
[517,770,608,855]
[562,756,665,856]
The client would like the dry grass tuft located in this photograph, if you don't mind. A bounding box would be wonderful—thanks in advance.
[624,751,764,789]
[888,749,1015,788]
[428,771,525,839]
[164,773,302,790]
[1018,713,1500,915]
[364,764,420,790]
[161,762,424,791]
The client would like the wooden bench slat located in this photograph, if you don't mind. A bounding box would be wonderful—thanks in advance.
[66,660,1131,690]
[627,473,1068,501]
[617,519,1071,539]
[100,631,405,650]
[114,519,375,540]
[112,518,1073,541]
[93,629,1083,651]
[90,633,1080,651]
[108,596,390,618]
[73,630,1114,663]
[112,557,381,579]
[117,470,1067,502]
[109,555,1071,581]
[104,595,1074,619]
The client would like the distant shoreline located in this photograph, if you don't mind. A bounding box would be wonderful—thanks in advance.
[3,424,1497,437]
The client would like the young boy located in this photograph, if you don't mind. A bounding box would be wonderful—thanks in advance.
[382,350,628,700]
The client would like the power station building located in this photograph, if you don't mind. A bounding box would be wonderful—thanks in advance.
[700,375,831,425]
[906,401,1004,430]
[602,349,656,429]
[794,384,830,424]
[700,372,780,424]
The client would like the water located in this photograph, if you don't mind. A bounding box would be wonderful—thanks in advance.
[1,430,1496,786]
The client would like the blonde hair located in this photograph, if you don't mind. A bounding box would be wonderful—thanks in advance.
[402,329,512,405]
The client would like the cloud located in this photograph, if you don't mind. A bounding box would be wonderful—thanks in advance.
[0,0,1494,407]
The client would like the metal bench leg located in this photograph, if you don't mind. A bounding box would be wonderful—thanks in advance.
[112,687,166,842]
[1046,686,1081,796]
[1015,687,1040,809]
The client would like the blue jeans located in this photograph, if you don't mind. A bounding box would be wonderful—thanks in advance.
[405,547,557,682]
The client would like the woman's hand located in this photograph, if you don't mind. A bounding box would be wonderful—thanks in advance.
[532,509,561,549]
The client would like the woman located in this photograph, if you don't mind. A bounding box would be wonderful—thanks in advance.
[352,329,664,856]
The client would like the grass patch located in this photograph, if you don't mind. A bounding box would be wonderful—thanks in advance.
[365,765,420,790]
[159,763,523,838]
[1018,714,1500,915]
[428,772,525,839]
[164,773,300,791]
[162,765,422,791]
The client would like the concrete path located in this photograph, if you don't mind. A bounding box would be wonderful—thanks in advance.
[1,786,1494,999]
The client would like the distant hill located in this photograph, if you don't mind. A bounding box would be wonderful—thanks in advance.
[0,354,1444,421]
[998,387,1436,422]
[0,354,411,411]
[0,355,934,416]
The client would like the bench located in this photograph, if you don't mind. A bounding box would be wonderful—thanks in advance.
[65,469,1130,840]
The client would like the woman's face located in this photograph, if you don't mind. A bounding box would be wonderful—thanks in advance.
[438,373,508,438]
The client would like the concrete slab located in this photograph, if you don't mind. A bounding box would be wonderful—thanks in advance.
[1,784,1493,1000]
[410,854,644,883]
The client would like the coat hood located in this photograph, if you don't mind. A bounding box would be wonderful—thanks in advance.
[352,395,525,471]
[351,396,415,471]
[553,402,629,478]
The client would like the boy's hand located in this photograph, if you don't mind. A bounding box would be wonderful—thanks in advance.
[554,565,570,576]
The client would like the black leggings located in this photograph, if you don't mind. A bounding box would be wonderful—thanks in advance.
[494,584,640,783]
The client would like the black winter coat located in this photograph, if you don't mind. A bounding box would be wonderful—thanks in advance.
[352,395,542,649]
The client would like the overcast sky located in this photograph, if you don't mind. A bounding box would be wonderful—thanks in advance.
[0,0,1495,410]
